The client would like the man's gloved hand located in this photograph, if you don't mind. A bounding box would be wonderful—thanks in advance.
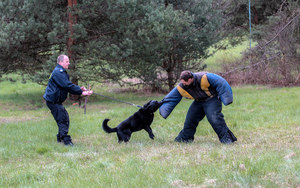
[81,86,87,91]
[82,90,93,96]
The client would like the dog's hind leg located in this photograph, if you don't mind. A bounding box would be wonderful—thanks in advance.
[123,129,132,142]
[145,126,155,139]
[117,130,131,142]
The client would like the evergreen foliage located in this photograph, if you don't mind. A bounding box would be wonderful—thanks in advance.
[0,0,67,80]
[0,0,223,91]
[1,0,298,89]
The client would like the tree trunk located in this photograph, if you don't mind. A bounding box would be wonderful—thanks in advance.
[167,68,175,92]
[67,0,77,60]
[252,6,259,24]
[68,0,78,85]
[68,0,80,102]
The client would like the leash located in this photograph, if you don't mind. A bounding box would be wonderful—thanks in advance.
[93,92,142,108]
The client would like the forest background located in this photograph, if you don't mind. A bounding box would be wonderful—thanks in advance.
[1,0,299,92]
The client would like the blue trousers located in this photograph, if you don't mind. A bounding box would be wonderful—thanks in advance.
[175,96,236,143]
[46,102,72,144]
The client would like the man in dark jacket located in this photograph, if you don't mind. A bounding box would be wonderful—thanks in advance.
[159,71,237,144]
[43,54,93,146]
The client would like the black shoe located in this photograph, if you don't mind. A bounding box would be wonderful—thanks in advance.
[220,130,237,144]
[57,138,62,143]
[64,142,74,147]
[174,136,194,143]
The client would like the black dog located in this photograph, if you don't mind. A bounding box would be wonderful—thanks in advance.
[102,100,162,143]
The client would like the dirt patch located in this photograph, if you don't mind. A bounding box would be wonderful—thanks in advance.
[0,101,40,111]
[0,116,39,124]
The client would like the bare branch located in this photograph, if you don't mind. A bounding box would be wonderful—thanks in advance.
[219,52,281,76]
[257,9,300,49]
[220,8,300,76]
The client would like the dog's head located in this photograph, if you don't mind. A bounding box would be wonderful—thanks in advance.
[142,100,163,113]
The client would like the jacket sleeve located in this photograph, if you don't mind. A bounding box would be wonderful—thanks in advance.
[207,73,233,105]
[159,87,183,119]
[52,71,83,95]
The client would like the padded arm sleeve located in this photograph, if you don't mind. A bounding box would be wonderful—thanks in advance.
[159,87,183,119]
[207,73,233,105]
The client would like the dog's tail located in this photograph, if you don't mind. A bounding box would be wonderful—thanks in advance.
[102,118,117,133]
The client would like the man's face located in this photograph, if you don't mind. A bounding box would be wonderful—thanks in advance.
[59,56,70,69]
[180,78,194,87]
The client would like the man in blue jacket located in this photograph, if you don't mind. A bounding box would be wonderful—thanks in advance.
[159,71,237,144]
[43,54,93,146]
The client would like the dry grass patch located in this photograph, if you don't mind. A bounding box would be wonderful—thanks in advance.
[75,134,127,155]
[137,142,217,165]
[171,178,218,188]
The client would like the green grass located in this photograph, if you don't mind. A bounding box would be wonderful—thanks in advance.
[205,40,255,72]
[0,76,299,187]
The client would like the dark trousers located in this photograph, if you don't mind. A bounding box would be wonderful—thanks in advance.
[175,96,237,144]
[46,102,72,144]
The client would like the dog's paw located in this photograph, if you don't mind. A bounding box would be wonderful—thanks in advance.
[149,134,155,139]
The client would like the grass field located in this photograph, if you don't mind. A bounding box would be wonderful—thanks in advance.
[0,75,299,187]
[205,40,253,72]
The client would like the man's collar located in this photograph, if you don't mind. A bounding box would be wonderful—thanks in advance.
[56,64,66,71]
[191,73,196,86]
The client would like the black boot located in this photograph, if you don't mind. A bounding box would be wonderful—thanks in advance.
[220,130,237,144]
[56,134,62,143]
[64,142,74,146]
[174,131,194,143]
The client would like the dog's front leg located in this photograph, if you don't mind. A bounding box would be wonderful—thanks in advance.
[145,126,155,139]
[117,133,124,143]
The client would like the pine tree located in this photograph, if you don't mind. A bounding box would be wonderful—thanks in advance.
[0,0,224,91]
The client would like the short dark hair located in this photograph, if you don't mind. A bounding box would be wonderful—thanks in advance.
[180,71,193,81]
